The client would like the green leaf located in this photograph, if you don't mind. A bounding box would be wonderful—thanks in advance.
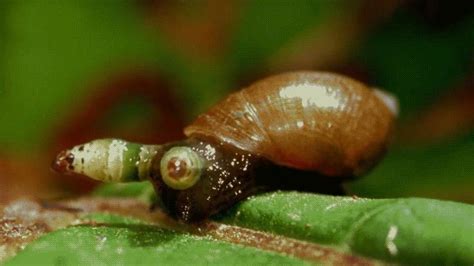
[93,185,474,264]
[220,192,474,265]
[5,213,309,266]
[92,185,474,264]
[9,185,471,265]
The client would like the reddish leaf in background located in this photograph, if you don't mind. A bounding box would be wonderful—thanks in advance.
[141,0,239,59]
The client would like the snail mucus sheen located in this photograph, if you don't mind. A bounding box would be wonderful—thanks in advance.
[53,72,397,222]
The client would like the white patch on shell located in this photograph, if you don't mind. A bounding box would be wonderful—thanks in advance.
[279,82,346,109]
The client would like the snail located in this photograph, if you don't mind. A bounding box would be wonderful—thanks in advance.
[52,71,398,222]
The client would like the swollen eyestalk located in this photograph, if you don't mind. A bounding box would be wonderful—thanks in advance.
[52,139,161,183]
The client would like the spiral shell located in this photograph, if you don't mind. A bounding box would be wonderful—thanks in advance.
[184,71,397,177]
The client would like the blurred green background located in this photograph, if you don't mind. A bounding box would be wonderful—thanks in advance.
[0,0,473,203]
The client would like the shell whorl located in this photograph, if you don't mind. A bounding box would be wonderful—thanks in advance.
[184,71,397,177]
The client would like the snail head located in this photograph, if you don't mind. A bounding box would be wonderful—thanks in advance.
[149,138,260,222]
[51,138,259,222]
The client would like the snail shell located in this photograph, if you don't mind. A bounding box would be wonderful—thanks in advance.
[185,71,397,178]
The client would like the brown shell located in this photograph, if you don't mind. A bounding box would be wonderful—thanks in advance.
[184,71,397,177]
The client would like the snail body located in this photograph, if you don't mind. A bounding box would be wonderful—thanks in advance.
[53,71,397,222]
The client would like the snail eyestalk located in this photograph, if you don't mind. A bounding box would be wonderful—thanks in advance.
[52,139,161,183]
